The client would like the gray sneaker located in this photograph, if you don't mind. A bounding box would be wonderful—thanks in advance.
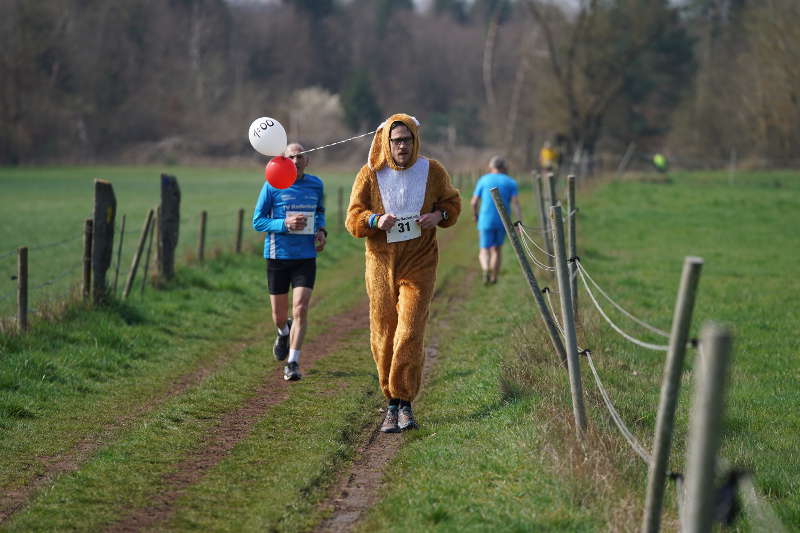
[273,318,292,361]
[284,361,301,381]
[380,406,400,433]
[398,405,418,431]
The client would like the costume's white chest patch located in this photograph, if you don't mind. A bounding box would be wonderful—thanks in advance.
[376,157,429,215]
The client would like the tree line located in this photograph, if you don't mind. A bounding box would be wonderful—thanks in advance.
[1,0,796,169]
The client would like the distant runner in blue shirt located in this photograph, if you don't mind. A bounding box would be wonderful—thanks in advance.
[253,142,327,382]
[471,156,521,285]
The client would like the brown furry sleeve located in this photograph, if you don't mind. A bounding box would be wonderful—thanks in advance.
[346,165,381,238]
[428,159,461,228]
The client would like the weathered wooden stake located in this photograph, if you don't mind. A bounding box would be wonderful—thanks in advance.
[113,214,126,294]
[141,214,156,295]
[17,247,28,332]
[235,208,244,253]
[642,256,704,533]
[566,175,578,319]
[490,187,567,365]
[683,323,733,533]
[157,174,180,281]
[91,179,116,304]
[83,219,93,302]
[198,210,207,262]
[123,209,154,299]
[550,204,587,437]
[533,172,554,269]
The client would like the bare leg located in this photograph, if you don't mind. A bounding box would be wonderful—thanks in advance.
[479,247,490,283]
[290,286,313,350]
[488,246,501,282]
[269,293,290,330]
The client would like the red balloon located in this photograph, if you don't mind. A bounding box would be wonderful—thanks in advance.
[264,156,297,189]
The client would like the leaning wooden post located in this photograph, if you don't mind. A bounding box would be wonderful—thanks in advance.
[550,204,587,437]
[83,218,93,302]
[642,256,704,533]
[141,215,156,295]
[490,187,567,365]
[235,208,244,253]
[113,214,126,294]
[533,172,554,269]
[683,323,733,533]
[566,175,578,319]
[17,247,28,332]
[198,210,207,262]
[123,209,154,299]
[157,174,180,281]
[91,179,116,304]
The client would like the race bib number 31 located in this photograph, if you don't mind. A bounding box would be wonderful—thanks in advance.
[386,213,421,243]
[286,211,315,235]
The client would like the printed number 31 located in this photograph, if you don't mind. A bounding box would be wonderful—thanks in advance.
[397,221,412,233]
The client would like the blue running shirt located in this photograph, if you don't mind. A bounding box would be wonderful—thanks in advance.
[472,173,518,230]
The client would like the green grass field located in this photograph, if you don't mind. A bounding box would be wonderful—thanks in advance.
[0,165,361,319]
[0,166,797,531]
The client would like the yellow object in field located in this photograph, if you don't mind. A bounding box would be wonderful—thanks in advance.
[539,145,558,170]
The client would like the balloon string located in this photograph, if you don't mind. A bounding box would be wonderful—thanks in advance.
[299,129,377,155]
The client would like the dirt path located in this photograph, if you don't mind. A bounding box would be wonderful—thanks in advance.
[0,333,259,524]
[313,267,474,533]
[104,299,371,533]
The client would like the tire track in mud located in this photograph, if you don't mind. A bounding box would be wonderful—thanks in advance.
[314,265,476,533]
[0,332,259,524]
[104,298,371,533]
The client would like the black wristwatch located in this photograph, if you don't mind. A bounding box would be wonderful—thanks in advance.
[317,227,328,237]
[439,209,448,222]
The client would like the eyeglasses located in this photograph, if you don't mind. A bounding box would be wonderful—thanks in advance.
[287,154,305,160]
[389,136,414,147]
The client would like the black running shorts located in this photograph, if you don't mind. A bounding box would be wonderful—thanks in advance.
[266,258,317,295]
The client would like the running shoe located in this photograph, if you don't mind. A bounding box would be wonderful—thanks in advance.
[398,405,418,431]
[273,318,292,361]
[284,361,301,381]
[380,406,400,433]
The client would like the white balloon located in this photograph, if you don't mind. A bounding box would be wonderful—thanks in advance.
[248,117,287,156]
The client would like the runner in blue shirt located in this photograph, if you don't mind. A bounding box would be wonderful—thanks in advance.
[253,143,327,381]
[471,156,521,285]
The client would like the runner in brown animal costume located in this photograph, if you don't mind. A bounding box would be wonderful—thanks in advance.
[346,113,461,433]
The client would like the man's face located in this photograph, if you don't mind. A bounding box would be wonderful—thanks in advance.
[285,144,308,176]
[389,125,414,168]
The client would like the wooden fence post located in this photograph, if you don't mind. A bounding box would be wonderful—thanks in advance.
[490,187,567,365]
[566,175,578,319]
[642,256,704,533]
[533,172,554,270]
[141,215,156,295]
[17,247,28,332]
[236,208,244,253]
[123,209,154,299]
[550,204,587,437]
[92,179,116,304]
[198,210,207,262]
[113,214,126,294]
[157,174,180,281]
[683,322,733,533]
[83,219,93,302]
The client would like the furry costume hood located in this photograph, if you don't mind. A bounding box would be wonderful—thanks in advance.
[368,113,421,171]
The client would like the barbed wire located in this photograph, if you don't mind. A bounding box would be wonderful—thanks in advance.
[0,235,83,261]
[30,261,83,291]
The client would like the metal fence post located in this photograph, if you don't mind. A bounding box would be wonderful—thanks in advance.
[566,175,578,319]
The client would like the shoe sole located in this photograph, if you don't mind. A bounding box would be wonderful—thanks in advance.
[284,373,301,381]
[380,426,401,433]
